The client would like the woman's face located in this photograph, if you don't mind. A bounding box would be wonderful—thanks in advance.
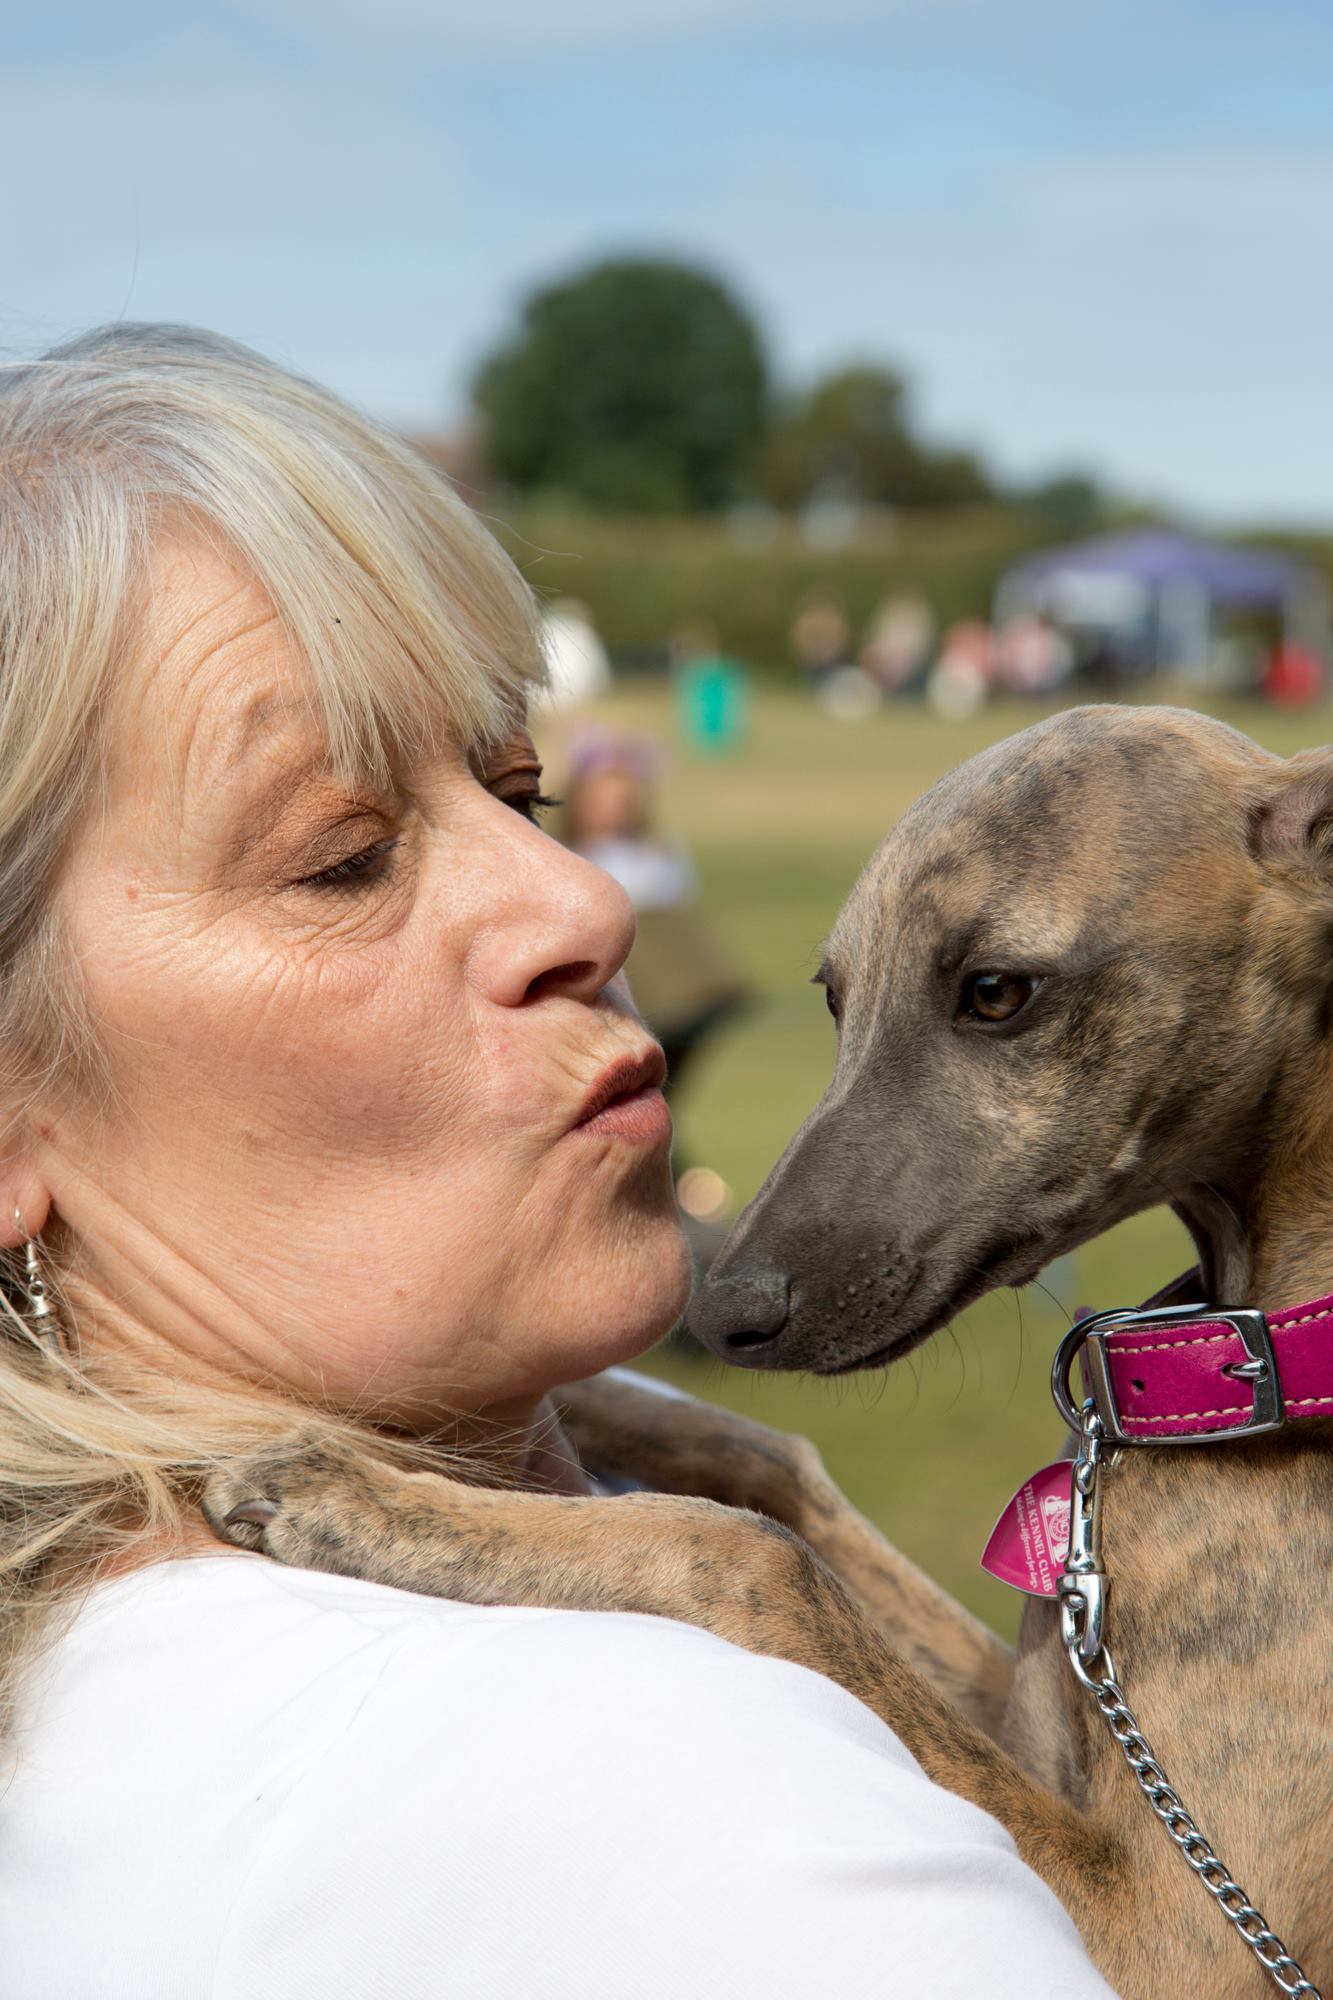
[34,540,691,1426]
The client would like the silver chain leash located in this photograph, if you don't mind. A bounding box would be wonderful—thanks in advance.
[1059,1403,1322,2000]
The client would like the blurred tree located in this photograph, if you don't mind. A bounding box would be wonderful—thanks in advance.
[911,448,994,508]
[473,258,768,514]
[761,364,994,511]
[1022,469,1106,537]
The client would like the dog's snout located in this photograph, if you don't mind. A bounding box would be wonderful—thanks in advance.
[686,1267,791,1362]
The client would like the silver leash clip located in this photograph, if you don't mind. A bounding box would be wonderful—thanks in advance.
[1058,1400,1108,1666]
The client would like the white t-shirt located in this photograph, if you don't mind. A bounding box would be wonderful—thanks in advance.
[0,1553,1112,1998]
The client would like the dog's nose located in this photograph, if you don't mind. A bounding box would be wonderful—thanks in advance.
[686,1267,791,1356]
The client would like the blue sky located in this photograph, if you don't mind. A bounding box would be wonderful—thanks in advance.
[4,1,1332,522]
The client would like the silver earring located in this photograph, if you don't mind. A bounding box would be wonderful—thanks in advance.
[14,1207,56,1343]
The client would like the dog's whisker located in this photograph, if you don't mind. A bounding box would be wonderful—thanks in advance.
[1028,1276,1074,1328]
[1004,1286,1026,1414]
[941,1318,967,1414]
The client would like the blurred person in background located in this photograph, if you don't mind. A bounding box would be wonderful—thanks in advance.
[789,587,851,695]
[993,613,1073,699]
[559,728,749,1108]
[672,620,749,756]
[536,595,613,709]
[859,593,936,698]
[927,620,994,721]
[1264,635,1326,708]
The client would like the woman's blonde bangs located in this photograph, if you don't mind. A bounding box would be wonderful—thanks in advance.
[25,326,546,784]
[146,367,549,781]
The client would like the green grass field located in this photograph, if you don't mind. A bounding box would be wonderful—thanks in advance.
[535,686,1333,1638]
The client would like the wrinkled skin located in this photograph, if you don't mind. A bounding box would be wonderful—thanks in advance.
[687,703,1330,1370]
[13,538,691,1457]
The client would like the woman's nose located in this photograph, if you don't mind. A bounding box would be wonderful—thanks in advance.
[471,811,638,1009]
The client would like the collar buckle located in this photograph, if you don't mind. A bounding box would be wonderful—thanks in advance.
[1052,1305,1284,1444]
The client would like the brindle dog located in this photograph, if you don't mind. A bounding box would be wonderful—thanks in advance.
[206,704,1333,1999]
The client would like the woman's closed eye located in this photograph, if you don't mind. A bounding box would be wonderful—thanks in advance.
[295,789,561,893]
[298,837,403,891]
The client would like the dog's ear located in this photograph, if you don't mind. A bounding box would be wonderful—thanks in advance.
[1250,748,1333,875]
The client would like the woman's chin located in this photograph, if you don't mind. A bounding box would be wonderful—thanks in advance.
[544,1215,694,1386]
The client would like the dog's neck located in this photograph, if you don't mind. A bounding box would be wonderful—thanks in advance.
[1175,1127,1333,1315]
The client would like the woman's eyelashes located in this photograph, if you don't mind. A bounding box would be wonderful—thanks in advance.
[485,774,561,823]
[510,790,561,825]
[298,837,403,892]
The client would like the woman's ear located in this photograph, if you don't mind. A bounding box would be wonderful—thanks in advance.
[0,1166,51,1248]
[1250,747,1333,874]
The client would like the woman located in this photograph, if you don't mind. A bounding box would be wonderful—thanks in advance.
[0,326,1111,1998]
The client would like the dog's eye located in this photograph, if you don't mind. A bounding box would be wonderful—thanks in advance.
[825,988,840,1024]
[960,971,1038,1024]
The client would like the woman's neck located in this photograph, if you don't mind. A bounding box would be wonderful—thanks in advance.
[61,1253,594,1499]
[442,1396,591,1496]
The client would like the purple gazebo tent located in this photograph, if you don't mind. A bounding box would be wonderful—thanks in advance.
[994,527,1328,676]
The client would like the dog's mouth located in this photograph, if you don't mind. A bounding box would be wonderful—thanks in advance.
[807,1232,1052,1377]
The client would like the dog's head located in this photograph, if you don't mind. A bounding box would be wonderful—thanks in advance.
[687,704,1333,1373]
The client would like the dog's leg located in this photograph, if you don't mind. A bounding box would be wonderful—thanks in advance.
[558,1372,1015,1736]
[202,1436,1122,1950]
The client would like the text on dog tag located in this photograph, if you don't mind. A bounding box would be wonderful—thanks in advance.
[980,1461,1072,1597]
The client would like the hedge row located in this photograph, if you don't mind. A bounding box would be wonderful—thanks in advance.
[488,507,1055,675]
[486,506,1333,679]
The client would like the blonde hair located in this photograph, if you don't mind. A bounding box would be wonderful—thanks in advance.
[0,323,547,1730]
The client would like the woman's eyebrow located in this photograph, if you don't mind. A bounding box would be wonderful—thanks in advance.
[182,703,346,862]
[186,693,342,825]
[217,690,320,774]
[226,691,282,766]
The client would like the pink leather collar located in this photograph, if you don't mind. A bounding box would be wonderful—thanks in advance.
[1053,1293,1333,1445]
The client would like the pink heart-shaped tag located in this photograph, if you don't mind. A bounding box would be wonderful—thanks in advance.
[980,1460,1072,1597]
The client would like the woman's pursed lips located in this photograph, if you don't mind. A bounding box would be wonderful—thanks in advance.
[568,1047,671,1145]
